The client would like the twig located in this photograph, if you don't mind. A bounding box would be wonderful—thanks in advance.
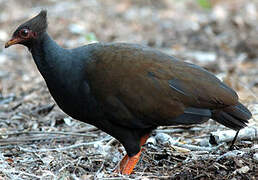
[19,172,41,179]
[0,136,76,145]
[105,137,116,146]
[58,163,72,173]
[19,136,112,153]
[0,168,42,179]
[99,178,133,180]
[194,174,208,179]
[0,145,18,149]
[171,141,224,152]
[155,128,186,133]
[94,160,105,179]
[0,130,97,137]
[155,133,225,152]
[11,102,22,110]
[210,127,258,144]
[183,154,220,164]
[72,126,98,133]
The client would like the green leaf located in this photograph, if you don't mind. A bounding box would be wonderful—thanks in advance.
[85,33,98,42]
[197,0,212,9]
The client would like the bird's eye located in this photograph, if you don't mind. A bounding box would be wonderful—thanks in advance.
[19,29,29,38]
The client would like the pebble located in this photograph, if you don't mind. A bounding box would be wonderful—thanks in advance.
[0,30,8,41]
[155,133,174,145]
[63,117,74,126]
[233,166,250,174]
[146,136,156,145]
[253,153,258,162]
[212,6,228,21]
[185,51,216,63]
[69,23,85,34]
[199,139,210,147]
[253,144,258,150]
[0,54,7,64]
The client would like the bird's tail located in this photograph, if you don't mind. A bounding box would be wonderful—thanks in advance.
[212,102,252,130]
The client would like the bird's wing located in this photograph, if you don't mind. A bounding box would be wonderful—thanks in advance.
[85,43,238,127]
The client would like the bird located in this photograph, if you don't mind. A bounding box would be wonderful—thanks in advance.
[5,11,252,175]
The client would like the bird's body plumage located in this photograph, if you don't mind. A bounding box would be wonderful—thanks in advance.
[5,11,252,174]
[27,32,250,156]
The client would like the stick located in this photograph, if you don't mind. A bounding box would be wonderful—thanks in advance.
[0,136,76,144]
[210,127,258,144]
[0,130,97,137]
[19,136,112,153]
[155,133,224,152]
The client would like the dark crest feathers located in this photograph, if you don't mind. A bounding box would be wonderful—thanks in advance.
[14,10,48,36]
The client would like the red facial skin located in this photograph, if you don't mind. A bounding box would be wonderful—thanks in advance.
[5,28,37,48]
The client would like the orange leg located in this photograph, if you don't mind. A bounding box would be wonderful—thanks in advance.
[115,134,150,175]
[115,154,128,173]
[140,134,150,147]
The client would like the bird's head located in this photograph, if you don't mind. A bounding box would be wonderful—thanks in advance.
[5,10,48,48]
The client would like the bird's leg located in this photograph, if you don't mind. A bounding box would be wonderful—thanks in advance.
[115,154,129,173]
[229,130,240,150]
[140,133,150,147]
[115,134,149,175]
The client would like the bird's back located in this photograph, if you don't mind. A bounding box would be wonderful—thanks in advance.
[82,43,239,128]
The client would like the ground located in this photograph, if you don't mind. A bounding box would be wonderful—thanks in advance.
[0,0,257,179]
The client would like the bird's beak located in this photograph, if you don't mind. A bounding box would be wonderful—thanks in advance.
[5,37,22,48]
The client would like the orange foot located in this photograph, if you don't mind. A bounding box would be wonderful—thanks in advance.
[115,134,149,175]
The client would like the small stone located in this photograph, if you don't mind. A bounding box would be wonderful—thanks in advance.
[64,117,73,126]
[186,51,216,64]
[155,133,173,145]
[0,54,7,64]
[80,174,94,180]
[68,23,85,34]
[199,139,210,147]
[212,6,228,21]
[253,144,258,150]
[234,166,250,174]
[253,153,258,163]
[41,156,54,166]
[146,136,156,145]
[0,30,8,41]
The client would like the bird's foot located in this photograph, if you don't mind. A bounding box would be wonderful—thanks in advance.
[115,151,141,175]
[114,134,149,175]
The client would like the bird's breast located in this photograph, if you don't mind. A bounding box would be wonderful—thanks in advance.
[43,74,82,118]
[46,77,102,122]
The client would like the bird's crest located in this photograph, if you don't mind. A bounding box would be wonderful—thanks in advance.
[14,10,48,36]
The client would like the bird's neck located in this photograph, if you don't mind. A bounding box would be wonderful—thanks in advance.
[30,32,67,78]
